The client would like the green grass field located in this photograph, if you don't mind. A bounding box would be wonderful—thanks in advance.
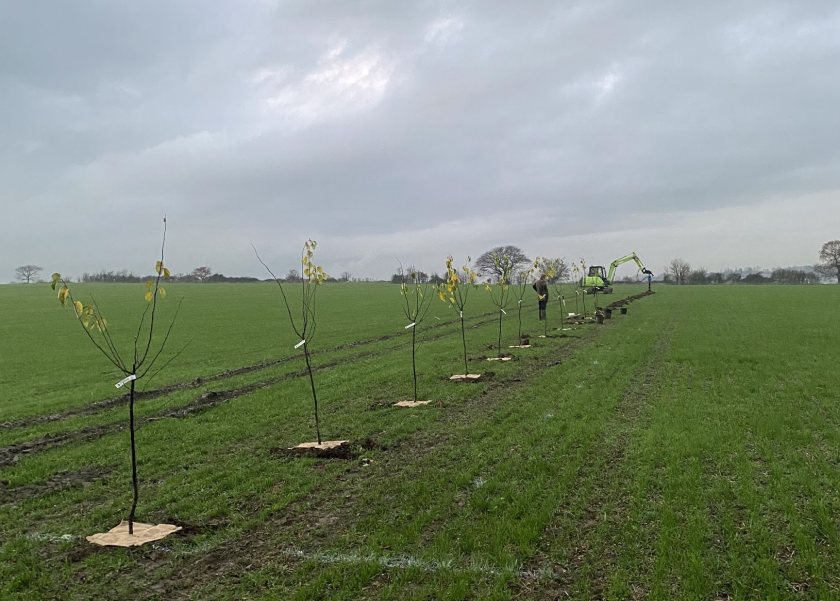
[1,282,838,600]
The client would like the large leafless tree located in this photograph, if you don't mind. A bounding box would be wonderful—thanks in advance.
[817,240,840,283]
[15,264,42,283]
[668,259,691,285]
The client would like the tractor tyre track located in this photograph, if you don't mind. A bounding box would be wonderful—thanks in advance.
[511,314,672,600]
[0,314,503,468]
[6,292,647,507]
[1,311,501,432]
[0,466,114,505]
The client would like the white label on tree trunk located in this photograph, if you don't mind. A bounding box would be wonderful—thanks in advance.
[459,311,463,318]
[501,309,507,315]
[562,298,566,307]
[405,322,416,329]
[518,300,522,304]
[295,339,306,349]
[115,374,137,388]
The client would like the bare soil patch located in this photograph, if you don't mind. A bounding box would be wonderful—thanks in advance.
[0,466,112,504]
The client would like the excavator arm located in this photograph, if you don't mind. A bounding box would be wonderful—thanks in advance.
[606,252,652,284]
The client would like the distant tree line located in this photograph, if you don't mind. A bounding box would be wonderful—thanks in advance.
[389,266,445,285]
[17,265,364,284]
[78,269,261,283]
[81,270,146,283]
[17,239,840,285]
[662,240,840,285]
[663,259,822,285]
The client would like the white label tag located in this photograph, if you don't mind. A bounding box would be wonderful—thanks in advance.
[562,298,566,307]
[459,311,463,318]
[115,374,137,389]
[518,300,522,304]
[405,322,416,329]
[501,309,507,315]
[294,339,306,349]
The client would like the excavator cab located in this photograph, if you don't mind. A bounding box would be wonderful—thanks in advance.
[588,266,607,282]
[581,266,611,294]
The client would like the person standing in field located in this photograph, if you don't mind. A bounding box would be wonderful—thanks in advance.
[533,273,548,320]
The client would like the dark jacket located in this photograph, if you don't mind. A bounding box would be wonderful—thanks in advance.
[533,279,548,301]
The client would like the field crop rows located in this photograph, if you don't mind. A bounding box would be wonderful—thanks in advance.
[1,283,838,600]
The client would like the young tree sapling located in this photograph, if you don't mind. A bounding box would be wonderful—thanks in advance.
[256,240,329,444]
[398,264,435,401]
[50,219,182,536]
[512,260,537,345]
[540,256,568,329]
[483,251,515,358]
[535,257,559,337]
[438,256,479,379]
[579,258,589,318]
[571,262,582,317]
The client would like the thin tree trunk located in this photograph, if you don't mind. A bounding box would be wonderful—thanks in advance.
[544,304,548,337]
[517,302,523,342]
[411,325,418,401]
[560,297,565,329]
[460,315,468,376]
[497,310,503,358]
[128,376,139,535]
[303,345,321,444]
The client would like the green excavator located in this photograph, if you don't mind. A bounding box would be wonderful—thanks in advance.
[581,252,653,294]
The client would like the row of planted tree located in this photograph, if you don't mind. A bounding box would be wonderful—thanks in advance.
[48,220,631,546]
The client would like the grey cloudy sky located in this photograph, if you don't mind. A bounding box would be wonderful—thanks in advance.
[2,1,839,282]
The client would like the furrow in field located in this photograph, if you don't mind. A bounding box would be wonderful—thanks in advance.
[0,310,501,432]
[511,316,672,600]
[0,466,115,505]
[2,292,646,505]
[0,313,504,469]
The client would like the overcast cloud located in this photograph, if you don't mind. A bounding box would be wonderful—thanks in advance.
[2,0,839,281]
